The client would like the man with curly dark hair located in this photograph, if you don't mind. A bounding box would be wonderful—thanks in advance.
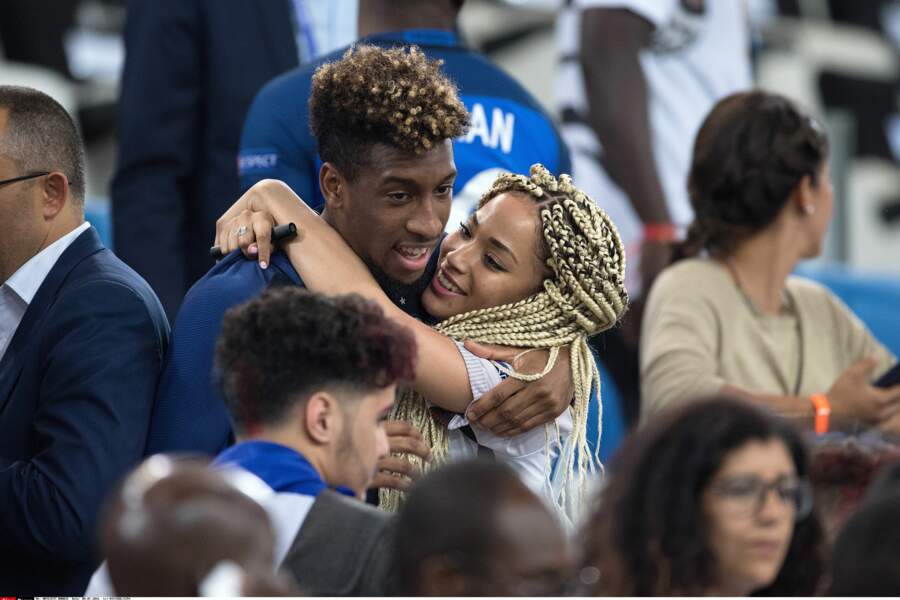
[240,0,580,443]
[86,288,414,596]
[207,287,415,594]
[147,43,578,497]
[304,44,468,288]
[145,43,464,469]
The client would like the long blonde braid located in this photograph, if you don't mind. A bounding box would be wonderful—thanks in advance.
[380,164,628,519]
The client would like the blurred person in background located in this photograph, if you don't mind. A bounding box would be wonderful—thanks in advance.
[829,459,900,596]
[95,457,297,596]
[641,90,899,432]
[391,459,574,596]
[0,0,79,80]
[112,0,355,321]
[556,0,752,425]
[807,435,900,545]
[0,86,168,597]
[582,396,824,596]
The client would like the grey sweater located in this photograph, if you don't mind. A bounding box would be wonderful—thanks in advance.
[280,490,396,596]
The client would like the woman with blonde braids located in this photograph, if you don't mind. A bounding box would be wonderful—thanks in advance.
[214,164,628,523]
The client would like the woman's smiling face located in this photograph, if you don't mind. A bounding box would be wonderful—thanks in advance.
[421,192,550,321]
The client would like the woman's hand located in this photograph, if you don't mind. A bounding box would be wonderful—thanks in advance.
[213,179,297,266]
[828,357,900,424]
[214,209,276,263]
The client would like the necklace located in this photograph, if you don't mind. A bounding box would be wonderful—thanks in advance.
[722,259,805,395]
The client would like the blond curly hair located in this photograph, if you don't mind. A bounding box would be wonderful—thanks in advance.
[309,44,469,179]
[381,164,628,523]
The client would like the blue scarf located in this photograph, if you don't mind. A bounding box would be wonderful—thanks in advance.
[212,440,354,497]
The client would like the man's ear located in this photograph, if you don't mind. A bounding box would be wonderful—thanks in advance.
[319,162,347,211]
[304,390,341,445]
[41,171,71,220]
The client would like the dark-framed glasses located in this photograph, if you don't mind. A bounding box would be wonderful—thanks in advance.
[709,475,813,521]
[0,171,49,188]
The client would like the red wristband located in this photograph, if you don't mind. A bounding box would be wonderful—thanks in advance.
[810,394,831,435]
[643,223,680,242]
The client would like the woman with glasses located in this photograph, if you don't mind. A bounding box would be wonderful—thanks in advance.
[581,396,824,596]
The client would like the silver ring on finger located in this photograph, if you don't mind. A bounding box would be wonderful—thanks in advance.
[235,225,248,237]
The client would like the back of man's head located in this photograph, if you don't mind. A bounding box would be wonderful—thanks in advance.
[830,490,900,595]
[215,287,416,436]
[309,44,468,183]
[0,85,85,204]
[392,459,572,596]
[100,456,293,596]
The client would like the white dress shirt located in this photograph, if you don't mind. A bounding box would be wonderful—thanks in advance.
[0,222,90,360]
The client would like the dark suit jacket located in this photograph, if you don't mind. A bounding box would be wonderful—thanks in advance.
[112,0,299,320]
[281,490,396,596]
[0,227,170,596]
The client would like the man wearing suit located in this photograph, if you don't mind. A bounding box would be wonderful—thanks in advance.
[0,86,169,596]
[112,0,355,321]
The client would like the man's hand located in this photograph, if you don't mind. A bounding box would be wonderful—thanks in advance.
[463,341,574,437]
[369,420,431,491]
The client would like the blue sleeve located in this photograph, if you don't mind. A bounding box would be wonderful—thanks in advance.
[145,253,289,456]
[555,125,572,176]
[111,0,202,316]
[0,282,166,563]
[239,73,321,205]
[587,356,627,464]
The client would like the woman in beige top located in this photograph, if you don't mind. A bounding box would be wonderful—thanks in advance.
[641,90,898,431]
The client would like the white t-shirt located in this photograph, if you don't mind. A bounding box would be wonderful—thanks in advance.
[557,0,752,290]
[448,342,579,523]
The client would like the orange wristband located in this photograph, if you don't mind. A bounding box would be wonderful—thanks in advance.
[810,394,831,435]
[643,223,680,243]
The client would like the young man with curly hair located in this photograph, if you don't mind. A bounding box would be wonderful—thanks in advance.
[239,0,571,233]
[210,287,416,594]
[88,288,415,596]
[146,44,465,469]
[147,44,576,492]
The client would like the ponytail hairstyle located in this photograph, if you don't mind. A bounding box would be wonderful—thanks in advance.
[673,90,828,261]
[382,164,628,522]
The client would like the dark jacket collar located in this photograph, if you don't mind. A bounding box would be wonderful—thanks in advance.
[0,227,103,402]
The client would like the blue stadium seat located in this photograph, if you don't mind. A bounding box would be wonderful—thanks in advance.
[796,262,900,356]
[587,358,627,464]
[85,199,113,249]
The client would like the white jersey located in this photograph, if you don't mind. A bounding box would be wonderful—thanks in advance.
[557,0,752,290]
